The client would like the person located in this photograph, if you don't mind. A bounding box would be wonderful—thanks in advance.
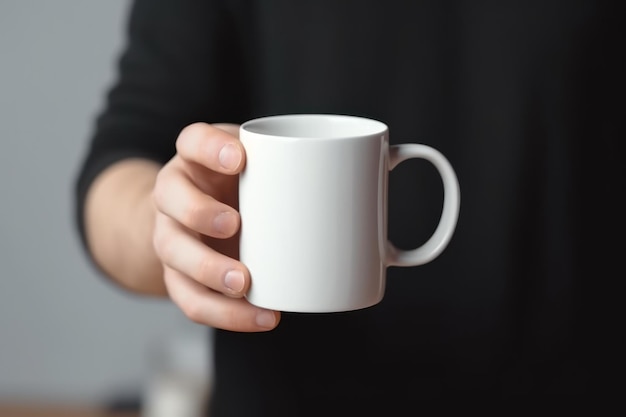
[74,0,623,415]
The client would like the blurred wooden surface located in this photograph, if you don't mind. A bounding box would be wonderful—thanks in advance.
[0,404,139,417]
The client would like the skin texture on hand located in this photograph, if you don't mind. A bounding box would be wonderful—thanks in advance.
[85,158,165,296]
[85,123,281,332]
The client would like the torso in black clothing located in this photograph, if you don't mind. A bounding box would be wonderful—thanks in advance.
[75,1,625,415]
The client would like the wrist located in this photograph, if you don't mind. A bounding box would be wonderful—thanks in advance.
[85,159,167,297]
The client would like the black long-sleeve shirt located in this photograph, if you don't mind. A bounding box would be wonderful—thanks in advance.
[75,1,624,415]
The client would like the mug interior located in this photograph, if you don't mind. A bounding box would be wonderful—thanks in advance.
[241,114,387,139]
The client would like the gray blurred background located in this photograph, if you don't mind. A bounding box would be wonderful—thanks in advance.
[0,0,211,409]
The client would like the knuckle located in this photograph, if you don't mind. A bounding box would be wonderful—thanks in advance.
[152,224,174,261]
[181,299,205,324]
[151,231,161,257]
[181,201,206,229]
[151,170,169,209]
[195,255,217,284]
[162,271,204,324]
[176,123,206,153]
[151,186,163,210]
[214,302,249,331]
[222,308,242,330]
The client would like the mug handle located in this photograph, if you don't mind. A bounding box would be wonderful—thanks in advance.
[385,144,461,267]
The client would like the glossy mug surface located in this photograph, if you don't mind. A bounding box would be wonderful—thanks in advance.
[239,114,460,313]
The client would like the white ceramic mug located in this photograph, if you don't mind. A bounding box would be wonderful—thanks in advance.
[239,114,460,313]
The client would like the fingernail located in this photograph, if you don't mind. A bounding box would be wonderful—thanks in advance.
[213,211,237,236]
[224,270,245,293]
[256,310,276,329]
[218,143,241,170]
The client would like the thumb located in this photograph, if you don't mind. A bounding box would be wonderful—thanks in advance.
[213,123,240,139]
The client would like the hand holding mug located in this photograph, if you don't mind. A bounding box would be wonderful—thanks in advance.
[152,122,280,332]
[152,114,461,331]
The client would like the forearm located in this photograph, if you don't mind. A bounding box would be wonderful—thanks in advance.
[84,158,167,296]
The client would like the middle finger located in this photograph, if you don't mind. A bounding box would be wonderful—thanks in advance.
[154,214,248,297]
[154,165,240,239]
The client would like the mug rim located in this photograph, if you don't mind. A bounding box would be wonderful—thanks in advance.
[240,113,388,140]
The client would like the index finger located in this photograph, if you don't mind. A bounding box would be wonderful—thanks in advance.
[176,122,245,175]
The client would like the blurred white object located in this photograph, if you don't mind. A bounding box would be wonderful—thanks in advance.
[141,327,213,417]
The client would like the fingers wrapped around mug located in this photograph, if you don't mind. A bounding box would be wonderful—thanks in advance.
[150,122,279,332]
[163,265,280,332]
[175,122,246,175]
[153,162,240,239]
[153,212,280,332]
